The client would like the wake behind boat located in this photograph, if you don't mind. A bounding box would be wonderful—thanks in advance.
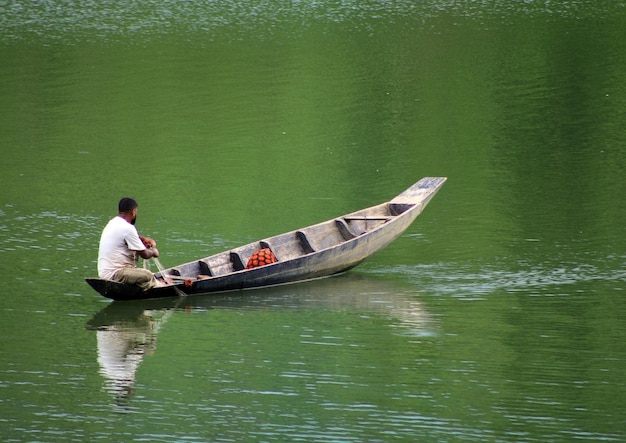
[86,177,446,301]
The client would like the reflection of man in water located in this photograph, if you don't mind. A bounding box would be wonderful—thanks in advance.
[96,312,160,407]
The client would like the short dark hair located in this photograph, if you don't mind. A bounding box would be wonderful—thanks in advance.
[118,197,138,213]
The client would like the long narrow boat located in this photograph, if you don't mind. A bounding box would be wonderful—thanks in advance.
[86,177,446,301]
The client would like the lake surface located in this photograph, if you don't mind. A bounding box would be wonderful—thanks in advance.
[1,1,626,442]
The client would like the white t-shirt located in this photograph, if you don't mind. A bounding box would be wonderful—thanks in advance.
[98,216,146,280]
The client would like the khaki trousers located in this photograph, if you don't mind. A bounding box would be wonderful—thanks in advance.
[114,267,158,291]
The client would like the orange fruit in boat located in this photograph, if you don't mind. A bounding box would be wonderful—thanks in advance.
[246,248,277,269]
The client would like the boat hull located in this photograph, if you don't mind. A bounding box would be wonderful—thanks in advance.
[85,177,446,301]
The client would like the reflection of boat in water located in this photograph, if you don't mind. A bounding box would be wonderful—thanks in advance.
[89,273,433,331]
[86,273,434,406]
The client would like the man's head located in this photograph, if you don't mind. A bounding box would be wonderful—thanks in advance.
[118,197,138,224]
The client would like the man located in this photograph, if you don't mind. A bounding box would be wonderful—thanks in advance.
[98,197,161,290]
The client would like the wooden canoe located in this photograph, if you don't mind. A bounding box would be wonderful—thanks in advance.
[85,177,446,301]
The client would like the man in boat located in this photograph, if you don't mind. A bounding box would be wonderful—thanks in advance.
[97,197,161,291]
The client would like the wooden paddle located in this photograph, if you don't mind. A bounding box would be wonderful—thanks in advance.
[153,258,189,295]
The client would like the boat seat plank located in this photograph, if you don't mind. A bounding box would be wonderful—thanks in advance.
[198,260,212,277]
[335,218,357,240]
[230,252,245,271]
[296,231,315,254]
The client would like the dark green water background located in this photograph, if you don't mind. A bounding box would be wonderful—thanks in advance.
[1,1,626,442]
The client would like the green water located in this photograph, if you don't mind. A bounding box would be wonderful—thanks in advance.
[1,1,626,442]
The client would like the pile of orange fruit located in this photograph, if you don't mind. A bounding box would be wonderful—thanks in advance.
[246,248,278,269]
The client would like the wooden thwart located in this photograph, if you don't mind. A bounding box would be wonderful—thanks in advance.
[343,216,392,221]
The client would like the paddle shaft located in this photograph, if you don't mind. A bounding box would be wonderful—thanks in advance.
[152,257,171,283]
[152,258,189,297]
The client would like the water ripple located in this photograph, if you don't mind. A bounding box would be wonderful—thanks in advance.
[366,258,626,298]
[0,209,100,253]
[1,0,623,43]
[0,207,102,278]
